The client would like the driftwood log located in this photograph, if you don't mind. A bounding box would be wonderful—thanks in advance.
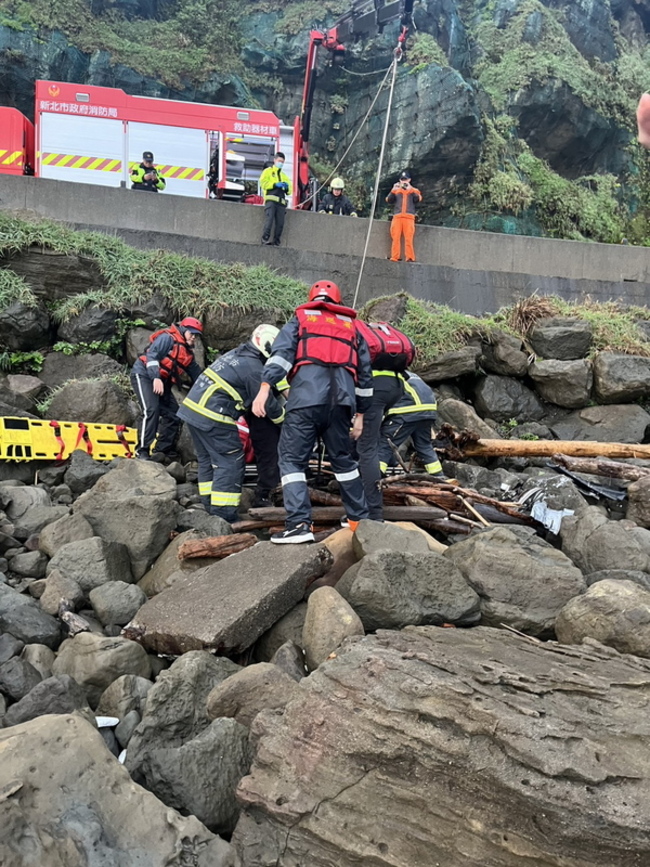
[249,505,448,524]
[462,439,650,459]
[177,533,257,561]
[553,454,650,481]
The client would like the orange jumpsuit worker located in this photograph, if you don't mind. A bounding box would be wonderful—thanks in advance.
[386,170,422,262]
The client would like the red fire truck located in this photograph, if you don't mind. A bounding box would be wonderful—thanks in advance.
[0,2,414,208]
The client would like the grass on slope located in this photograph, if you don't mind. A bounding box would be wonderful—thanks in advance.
[0,213,307,322]
[364,293,650,366]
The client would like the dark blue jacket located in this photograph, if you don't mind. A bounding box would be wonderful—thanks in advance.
[262,315,373,413]
[131,332,202,384]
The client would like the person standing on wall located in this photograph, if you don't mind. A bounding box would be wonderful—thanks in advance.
[177,325,284,524]
[378,371,447,479]
[318,177,358,216]
[130,318,203,462]
[386,170,421,262]
[131,151,166,193]
[251,280,372,544]
[259,152,292,246]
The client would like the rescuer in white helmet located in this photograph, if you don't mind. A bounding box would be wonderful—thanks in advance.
[177,324,284,524]
[317,177,358,216]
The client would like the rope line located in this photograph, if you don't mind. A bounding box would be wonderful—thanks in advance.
[339,64,393,76]
[352,51,399,309]
[301,61,394,209]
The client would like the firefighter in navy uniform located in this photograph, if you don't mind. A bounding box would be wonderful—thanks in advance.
[252,280,372,544]
[131,151,166,192]
[177,325,285,524]
[378,372,447,479]
[317,177,357,216]
[130,318,203,461]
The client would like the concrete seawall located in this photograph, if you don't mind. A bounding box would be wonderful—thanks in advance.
[2,174,650,312]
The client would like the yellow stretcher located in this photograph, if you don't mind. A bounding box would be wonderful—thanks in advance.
[0,416,138,462]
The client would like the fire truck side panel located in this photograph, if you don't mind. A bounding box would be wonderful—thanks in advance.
[0,108,34,176]
[127,122,208,197]
[38,114,124,187]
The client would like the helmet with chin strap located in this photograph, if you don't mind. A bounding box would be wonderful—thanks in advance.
[251,324,280,358]
[179,317,203,334]
[308,280,341,304]
[330,177,345,190]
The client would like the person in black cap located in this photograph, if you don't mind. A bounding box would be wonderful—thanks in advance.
[386,169,422,261]
[131,151,166,192]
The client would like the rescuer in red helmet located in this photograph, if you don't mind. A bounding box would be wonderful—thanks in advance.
[130,317,203,461]
[252,280,372,543]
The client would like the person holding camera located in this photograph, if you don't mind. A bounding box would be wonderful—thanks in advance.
[386,169,421,262]
[131,151,166,193]
[259,152,292,246]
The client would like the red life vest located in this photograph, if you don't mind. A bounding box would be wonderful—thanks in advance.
[355,320,415,372]
[139,324,195,385]
[293,301,359,380]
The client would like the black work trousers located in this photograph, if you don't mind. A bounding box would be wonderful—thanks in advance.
[378,417,443,474]
[356,373,404,520]
[188,422,244,524]
[131,372,180,458]
[246,412,281,500]
[261,201,287,245]
[278,405,369,529]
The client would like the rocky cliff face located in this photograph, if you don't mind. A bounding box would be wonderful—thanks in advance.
[2,0,650,238]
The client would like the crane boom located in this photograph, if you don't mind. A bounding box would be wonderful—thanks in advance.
[295,0,415,208]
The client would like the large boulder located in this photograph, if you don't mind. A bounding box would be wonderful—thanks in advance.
[126,326,155,365]
[96,673,153,719]
[593,352,650,403]
[74,460,180,579]
[206,662,301,728]
[473,375,545,423]
[352,519,431,558]
[63,450,110,495]
[437,397,502,438]
[302,586,364,670]
[47,536,134,592]
[56,305,119,344]
[550,404,650,443]
[561,506,650,574]
[627,476,650,528]
[128,542,333,655]
[52,632,152,707]
[47,379,133,426]
[39,350,122,389]
[89,580,147,626]
[528,358,593,408]
[0,300,51,351]
[0,714,232,866]
[138,530,209,597]
[528,317,593,360]
[337,550,480,632]
[254,602,308,662]
[233,626,650,867]
[12,504,69,541]
[0,584,61,649]
[4,673,91,726]
[417,345,481,382]
[481,331,529,377]
[556,579,650,658]
[446,526,586,637]
[0,484,49,522]
[38,511,94,557]
[126,651,249,835]
[0,657,42,702]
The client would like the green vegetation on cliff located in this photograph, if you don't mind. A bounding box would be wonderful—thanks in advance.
[0,213,306,320]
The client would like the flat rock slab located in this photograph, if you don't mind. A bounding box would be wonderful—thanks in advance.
[233,626,650,867]
[128,542,333,655]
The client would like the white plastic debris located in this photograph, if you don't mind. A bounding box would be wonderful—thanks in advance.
[531,501,574,535]
[118,749,127,764]
[95,716,120,728]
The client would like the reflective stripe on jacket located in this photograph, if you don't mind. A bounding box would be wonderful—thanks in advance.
[178,343,285,432]
[131,163,166,191]
[259,165,292,205]
[386,373,437,420]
